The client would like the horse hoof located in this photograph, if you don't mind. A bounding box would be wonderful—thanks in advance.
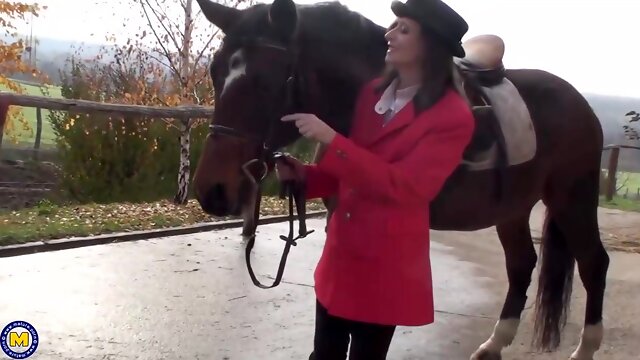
[470,349,502,360]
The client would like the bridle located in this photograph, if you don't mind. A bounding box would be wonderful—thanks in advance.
[208,37,314,289]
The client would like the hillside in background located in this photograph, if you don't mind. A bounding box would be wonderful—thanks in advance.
[1,33,118,84]
[584,93,640,172]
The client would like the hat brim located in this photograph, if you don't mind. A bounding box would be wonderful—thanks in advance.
[390,1,414,20]
[390,1,466,58]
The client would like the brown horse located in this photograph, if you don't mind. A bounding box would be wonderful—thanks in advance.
[192,0,609,359]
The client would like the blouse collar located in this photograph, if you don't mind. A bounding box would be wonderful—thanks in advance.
[375,78,421,115]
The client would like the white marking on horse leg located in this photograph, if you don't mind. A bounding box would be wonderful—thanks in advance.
[470,318,520,359]
[220,49,246,97]
[570,323,603,360]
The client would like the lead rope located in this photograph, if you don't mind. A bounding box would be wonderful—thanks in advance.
[244,177,314,289]
[243,44,316,288]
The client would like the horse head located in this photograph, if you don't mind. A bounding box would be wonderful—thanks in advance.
[193,0,387,217]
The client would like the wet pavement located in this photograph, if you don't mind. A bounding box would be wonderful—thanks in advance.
[1,204,639,359]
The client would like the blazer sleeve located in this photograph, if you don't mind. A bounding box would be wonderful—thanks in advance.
[303,164,339,200]
[301,81,373,200]
[316,108,474,205]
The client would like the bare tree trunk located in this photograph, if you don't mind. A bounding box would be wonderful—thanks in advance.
[173,0,194,205]
[0,100,8,158]
[174,118,191,204]
[0,127,4,158]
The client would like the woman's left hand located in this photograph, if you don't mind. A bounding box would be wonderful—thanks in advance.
[281,113,337,144]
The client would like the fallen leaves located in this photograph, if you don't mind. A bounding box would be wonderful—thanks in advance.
[0,197,327,246]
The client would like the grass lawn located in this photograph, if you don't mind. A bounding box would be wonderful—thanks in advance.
[0,198,327,247]
[600,171,640,212]
[617,171,640,196]
[599,195,640,212]
[0,79,63,146]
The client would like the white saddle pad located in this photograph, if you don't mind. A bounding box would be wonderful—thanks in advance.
[463,78,537,171]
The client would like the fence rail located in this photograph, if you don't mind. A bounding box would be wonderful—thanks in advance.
[0,92,215,119]
[0,91,216,161]
[0,181,55,189]
[603,144,640,151]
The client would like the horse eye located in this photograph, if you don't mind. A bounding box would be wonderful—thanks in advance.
[230,58,240,69]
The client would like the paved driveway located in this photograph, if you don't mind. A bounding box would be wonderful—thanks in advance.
[1,207,638,359]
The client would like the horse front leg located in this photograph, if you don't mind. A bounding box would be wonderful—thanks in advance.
[471,213,537,360]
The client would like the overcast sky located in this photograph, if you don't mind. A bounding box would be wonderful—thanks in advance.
[17,0,640,98]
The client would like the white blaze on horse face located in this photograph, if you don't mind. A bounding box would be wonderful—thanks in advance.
[470,318,520,359]
[220,49,246,97]
[570,323,603,360]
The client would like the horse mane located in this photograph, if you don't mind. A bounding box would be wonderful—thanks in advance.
[214,1,388,138]
[225,2,387,70]
[296,2,387,51]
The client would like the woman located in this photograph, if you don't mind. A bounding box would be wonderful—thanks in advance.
[278,0,475,358]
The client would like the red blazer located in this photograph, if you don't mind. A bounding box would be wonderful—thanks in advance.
[304,79,475,326]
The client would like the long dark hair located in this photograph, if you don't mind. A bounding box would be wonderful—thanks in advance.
[374,25,456,115]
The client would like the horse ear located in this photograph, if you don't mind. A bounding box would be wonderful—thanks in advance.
[196,0,241,33]
[269,0,298,42]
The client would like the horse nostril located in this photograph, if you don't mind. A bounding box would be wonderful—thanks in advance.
[212,183,226,201]
[202,183,229,216]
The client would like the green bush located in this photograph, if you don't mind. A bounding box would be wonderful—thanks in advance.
[48,57,209,203]
[48,57,317,203]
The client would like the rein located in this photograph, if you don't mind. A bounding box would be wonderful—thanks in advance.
[208,38,315,289]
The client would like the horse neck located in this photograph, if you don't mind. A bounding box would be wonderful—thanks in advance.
[296,27,387,135]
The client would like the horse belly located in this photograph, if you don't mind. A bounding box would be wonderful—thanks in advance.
[429,163,545,231]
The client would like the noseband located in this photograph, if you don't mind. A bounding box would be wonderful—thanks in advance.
[208,38,314,289]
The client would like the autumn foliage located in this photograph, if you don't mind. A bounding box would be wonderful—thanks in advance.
[17,0,314,204]
[48,50,211,203]
[0,1,46,141]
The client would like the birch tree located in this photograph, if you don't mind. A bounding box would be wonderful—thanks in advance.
[123,0,252,204]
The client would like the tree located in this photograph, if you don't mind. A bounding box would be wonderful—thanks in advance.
[0,1,46,151]
[624,111,639,141]
[103,0,252,205]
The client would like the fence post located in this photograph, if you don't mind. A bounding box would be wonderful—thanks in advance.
[0,98,9,158]
[605,146,620,201]
[32,107,42,161]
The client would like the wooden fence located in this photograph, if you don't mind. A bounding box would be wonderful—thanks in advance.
[1,106,48,161]
[0,91,215,158]
[0,92,214,122]
[1,91,638,201]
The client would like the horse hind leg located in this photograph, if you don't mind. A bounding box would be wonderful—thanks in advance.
[471,212,537,360]
[536,169,609,360]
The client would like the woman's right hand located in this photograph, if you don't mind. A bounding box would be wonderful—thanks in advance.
[275,154,306,183]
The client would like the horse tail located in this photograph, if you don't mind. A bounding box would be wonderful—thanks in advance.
[532,208,575,351]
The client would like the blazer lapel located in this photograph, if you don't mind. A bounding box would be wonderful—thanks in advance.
[361,101,416,147]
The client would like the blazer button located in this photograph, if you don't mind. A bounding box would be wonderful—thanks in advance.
[336,149,347,158]
[345,212,351,220]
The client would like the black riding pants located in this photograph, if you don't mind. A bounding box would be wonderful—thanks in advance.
[310,299,397,360]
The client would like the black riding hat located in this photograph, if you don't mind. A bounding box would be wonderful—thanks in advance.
[390,0,469,58]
